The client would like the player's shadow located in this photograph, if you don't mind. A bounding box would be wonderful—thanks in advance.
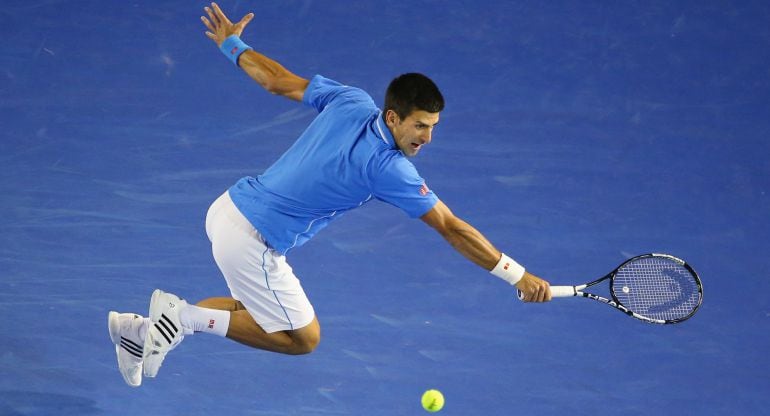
[0,391,100,416]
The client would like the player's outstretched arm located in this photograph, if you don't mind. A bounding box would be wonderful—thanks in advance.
[201,2,309,101]
[421,200,552,302]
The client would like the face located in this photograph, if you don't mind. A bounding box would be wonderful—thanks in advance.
[385,109,440,157]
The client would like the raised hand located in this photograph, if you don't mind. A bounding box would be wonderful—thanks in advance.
[201,2,255,46]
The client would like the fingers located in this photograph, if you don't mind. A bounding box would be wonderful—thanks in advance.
[204,5,220,28]
[201,16,214,32]
[202,3,253,39]
[521,287,547,302]
[210,2,232,25]
[531,284,551,302]
[516,273,552,303]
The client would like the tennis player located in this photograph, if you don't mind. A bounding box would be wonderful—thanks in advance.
[107,2,551,387]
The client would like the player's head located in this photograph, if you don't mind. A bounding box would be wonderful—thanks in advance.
[384,73,444,119]
[384,73,444,157]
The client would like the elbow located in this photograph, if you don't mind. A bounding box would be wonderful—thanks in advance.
[262,78,283,95]
[262,75,303,100]
[256,67,284,95]
[260,69,295,96]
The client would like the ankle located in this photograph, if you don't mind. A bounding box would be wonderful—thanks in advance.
[179,304,231,337]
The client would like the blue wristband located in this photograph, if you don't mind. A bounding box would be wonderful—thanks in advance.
[220,35,252,66]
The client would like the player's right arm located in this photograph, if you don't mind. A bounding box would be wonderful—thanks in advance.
[201,2,309,101]
[421,199,552,302]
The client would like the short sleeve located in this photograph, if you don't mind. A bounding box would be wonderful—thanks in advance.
[303,75,371,113]
[370,153,439,218]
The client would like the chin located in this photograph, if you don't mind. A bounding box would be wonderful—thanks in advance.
[397,145,416,157]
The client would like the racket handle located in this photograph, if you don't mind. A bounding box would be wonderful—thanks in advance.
[549,286,578,297]
[516,285,577,301]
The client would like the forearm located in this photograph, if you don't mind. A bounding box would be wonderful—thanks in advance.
[438,217,501,271]
[442,219,550,299]
[237,50,308,101]
[421,201,549,300]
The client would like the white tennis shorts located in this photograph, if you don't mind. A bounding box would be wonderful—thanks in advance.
[205,191,315,333]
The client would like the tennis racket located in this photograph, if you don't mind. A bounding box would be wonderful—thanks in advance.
[519,253,703,324]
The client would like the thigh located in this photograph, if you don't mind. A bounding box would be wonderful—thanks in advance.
[206,192,316,333]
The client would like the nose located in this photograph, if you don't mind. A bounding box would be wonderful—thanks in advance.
[421,129,433,144]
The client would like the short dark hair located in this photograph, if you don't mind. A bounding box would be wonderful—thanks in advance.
[384,73,444,119]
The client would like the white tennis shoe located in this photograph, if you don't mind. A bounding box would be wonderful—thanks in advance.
[107,311,146,387]
[143,289,187,378]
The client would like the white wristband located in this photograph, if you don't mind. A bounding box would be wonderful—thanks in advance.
[490,253,525,285]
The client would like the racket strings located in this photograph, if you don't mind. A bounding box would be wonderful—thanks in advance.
[612,257,701,321]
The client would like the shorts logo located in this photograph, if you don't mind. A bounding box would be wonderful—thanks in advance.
[419,183,429,196]
[208,319,216,329]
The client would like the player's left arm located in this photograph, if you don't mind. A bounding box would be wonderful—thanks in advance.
[201,2,309,101]
[420,199,552,302]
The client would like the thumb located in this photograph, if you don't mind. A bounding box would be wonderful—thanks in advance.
[236,12,255,30]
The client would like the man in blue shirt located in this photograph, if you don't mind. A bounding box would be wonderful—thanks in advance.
[107,2,551,387]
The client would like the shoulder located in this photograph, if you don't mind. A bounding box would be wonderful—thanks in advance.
[369,150,423,184]
[367,150,438,218]
[303,75,375,112]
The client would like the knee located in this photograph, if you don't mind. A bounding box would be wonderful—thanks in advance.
[289,325,320,355]
[292,332,320,355]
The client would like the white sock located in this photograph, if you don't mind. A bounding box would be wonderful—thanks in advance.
[179,304,231,337]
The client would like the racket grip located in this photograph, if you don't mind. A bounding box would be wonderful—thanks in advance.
[516,285,576,301]
[549,286,577,297]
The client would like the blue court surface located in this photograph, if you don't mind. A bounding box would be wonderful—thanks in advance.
[2,1,769,415]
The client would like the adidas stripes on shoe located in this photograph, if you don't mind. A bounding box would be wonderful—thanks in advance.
[107,311,147,387]
[142,289,188,378]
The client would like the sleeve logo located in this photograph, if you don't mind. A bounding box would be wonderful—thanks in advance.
[419,183,430,196]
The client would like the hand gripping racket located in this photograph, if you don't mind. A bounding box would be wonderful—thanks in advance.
[519,253,703,324]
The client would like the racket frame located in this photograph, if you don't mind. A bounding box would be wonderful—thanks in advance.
[552,253,703,324]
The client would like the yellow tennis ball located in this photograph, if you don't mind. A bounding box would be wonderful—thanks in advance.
[421,389,444,412]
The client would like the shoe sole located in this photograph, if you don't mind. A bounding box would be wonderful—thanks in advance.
[108,311,142,387]
[143,290,162,378]
[148,289,162,321]
[108,311,122,345]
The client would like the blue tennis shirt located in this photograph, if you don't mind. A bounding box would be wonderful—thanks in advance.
[228,75,439,255]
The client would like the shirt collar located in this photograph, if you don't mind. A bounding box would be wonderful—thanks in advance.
[375,111,398,150]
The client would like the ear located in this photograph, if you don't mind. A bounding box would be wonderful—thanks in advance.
[385,109,400,127]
